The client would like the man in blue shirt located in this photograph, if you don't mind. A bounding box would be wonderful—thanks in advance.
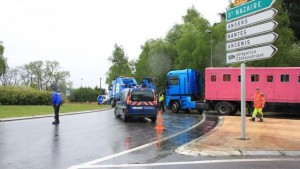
[51,83,62,125]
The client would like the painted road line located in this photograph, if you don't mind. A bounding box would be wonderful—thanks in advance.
[71,158,300,168]
[69,115,207,169]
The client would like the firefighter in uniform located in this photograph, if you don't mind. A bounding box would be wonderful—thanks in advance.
[250,87,264,122]
[159,91,165,112]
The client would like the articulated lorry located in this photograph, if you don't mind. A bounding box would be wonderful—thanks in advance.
[165,67,300,115]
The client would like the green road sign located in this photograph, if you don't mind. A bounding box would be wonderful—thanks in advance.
[226,0,276,21]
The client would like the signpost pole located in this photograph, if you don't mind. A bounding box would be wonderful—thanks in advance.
[241,63,246,140]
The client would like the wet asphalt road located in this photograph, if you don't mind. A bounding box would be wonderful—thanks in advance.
[0,109,217,169]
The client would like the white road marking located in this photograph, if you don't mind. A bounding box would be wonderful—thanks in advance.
[69,115,207,169]
[72,158,300,168]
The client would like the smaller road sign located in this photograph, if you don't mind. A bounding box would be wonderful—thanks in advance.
[226,44,278,64]
[226,0,276,21]
[226,32,278,51]
[226,20,278,42]
[227,8,277,32]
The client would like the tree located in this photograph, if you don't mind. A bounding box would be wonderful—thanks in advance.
[247,0,296,67]
[106,44,133,85]
[5,60,70,91]
[0,42,7,77]
[135,39,174,91]
[283,0,300,41]
[165,7,212,73]
[0,66,21,86]
[25,61,43,90]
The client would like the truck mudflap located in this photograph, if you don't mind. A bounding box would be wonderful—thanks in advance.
[196,102,209,111]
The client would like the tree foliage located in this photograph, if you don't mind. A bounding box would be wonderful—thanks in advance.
[106,44,133,85]
[0,43,7,77]
[0,60,71,92]
[283,0,300,41]
[247,0,298,67]
[135,39,174,91]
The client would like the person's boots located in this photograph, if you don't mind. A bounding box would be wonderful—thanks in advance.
[258,118,264,122]
[52,119,60,125]
[249,117,255,122]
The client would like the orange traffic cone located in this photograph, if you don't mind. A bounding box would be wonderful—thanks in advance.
[155,110,164,130]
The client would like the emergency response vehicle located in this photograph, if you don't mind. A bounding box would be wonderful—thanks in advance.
[114,88,158,122]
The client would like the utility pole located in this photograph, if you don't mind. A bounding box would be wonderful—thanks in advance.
[99,78,102,95]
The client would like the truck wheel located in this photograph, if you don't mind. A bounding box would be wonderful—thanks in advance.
[111,99,116,108]
[216,102,231,115]
[197,110,203,114]
[150,116,157,122]
[122,115,128,122]
[170,101,180,113]
[184,109,190,114]
[114,108,120,118]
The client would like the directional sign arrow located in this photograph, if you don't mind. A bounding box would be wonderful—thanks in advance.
[226,20,278,42]
[227,8,278,32]
[226,0,276,21]
[226,44,278,64]
[226,32,278,51]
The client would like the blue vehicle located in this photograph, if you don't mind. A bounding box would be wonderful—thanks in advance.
[114,88,158,122]
[141,77,157,91]
[165,69,208,113]
[108,76,138,107]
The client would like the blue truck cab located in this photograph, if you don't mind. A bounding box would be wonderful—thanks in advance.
[141,77,157,92]
[165,69,208,113]
[108,76,138,107]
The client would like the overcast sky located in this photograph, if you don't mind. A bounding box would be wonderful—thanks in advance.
[0,0,229,89]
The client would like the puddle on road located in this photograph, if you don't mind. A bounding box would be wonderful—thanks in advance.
[154,115,219,151]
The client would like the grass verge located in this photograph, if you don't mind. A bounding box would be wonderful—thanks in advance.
[0,103,111,118]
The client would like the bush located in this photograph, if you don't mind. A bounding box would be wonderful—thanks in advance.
[69,87,99,102]
[0,86,52,105]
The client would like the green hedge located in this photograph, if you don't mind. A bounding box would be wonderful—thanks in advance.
[0,86,52,105]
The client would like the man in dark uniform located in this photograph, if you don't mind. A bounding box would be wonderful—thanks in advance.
[51,83,62,125]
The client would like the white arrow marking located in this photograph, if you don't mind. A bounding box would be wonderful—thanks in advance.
[227,8,278,32]
[226,32,278,51]
[226,21,278,42]
[226,44,278,64]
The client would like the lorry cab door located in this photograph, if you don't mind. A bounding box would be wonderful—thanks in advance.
[167,76,180,95]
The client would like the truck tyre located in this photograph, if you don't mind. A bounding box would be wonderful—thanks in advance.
[170,101,180,113]
[150,116,157,122]
[197,110,203,114]
[114,108,120,118]
[122,115,128,122]
[111,99,116,108]
[216,102,231,115]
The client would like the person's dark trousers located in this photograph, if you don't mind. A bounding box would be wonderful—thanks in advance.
[159,101,165,112]
[53,105,60,122]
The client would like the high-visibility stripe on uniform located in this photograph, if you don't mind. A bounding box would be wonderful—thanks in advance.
[254,92,263,108]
